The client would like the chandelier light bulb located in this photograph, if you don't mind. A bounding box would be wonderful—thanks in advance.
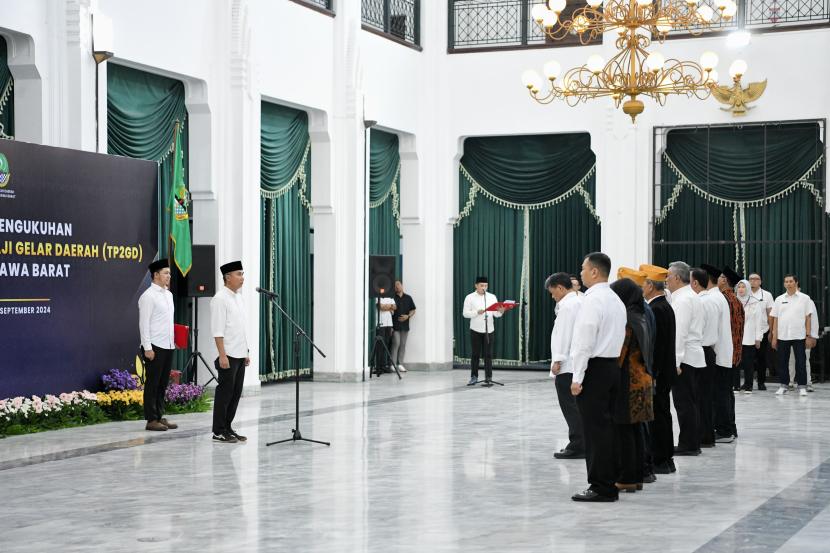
[723,1,737,17]
[587,0,604,7]
[729,59,748,78]
[656,17,673,33]
[544,60,562,80]
[542,9,559,28]
[636,0,652,6]
[531,4,548,23]
[699,50,719,71]
[586,54,605,74]
[646,52,666,73]
[548,0,567,14]
[522,69,539,89]
[697,4,714,22]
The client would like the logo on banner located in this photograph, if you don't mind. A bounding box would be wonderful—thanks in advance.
[0,153,10,188]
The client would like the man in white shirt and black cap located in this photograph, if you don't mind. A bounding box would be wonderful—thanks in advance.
[462,276,505,386]
[138,258,177,432]
[771,274,813,396]
[211,260,250,443]
[546,272,585,460]
[569,252,627,502]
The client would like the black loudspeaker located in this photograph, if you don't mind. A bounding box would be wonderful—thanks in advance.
[183,244,216,297]
[369,255,395,298]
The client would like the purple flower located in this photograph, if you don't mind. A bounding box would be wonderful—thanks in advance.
[165,383,204,404]
[102,369,139,391]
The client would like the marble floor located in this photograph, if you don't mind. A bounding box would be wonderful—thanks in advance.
[2,371,829,553]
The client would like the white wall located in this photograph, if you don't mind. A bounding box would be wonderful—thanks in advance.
[2,0,827,381]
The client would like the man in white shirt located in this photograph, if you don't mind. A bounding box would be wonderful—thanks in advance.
[546,272,584,460]
[788,290,819,392]
[462,276,505,386]
[693,265,731,448]
[211,260,250,443]
[569,253,626,502]
[373,295,396,374]
[748,273,774,390]
[770,274,812,396]
[666,261,706,456]
[138,258,177,432]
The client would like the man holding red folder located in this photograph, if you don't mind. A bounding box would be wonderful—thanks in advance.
[462,276,507,385]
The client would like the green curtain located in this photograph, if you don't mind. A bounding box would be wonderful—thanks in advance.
[654,122,827,326]
[368,129,401,344]
[260,102,313,382]
[107,64,191,371]
[0,36,13,139]
[454,133,600,365]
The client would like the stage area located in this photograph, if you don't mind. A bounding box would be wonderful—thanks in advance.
[2,371,829,553]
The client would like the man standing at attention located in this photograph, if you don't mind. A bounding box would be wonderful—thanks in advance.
[715,267,744,441]
[462,277,505,386]
[391,280,416,373]
[569,253,627,502]
[211,260,250,443]
[546,272,585,461]
[138,258,177,432]
[666,262,706,456]
[771,274,812,397]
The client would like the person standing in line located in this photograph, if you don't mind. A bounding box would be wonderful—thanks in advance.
[462,276,505,386]
[138,258,177,432]
[748,273,774,390]
[568,253,627,502]
[666,262,706,456]
[788,289,819,392]
[694,265,730,449]
[570,274,585,296]
[736,279,765,393]
[640,264,677,475]
[211,261,250,443]
[771,274,812,397]
[715,266,745,442]
[546,272,585,460]
[390,280,416,373]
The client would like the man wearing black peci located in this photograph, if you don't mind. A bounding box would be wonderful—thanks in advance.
[462,276,505,386]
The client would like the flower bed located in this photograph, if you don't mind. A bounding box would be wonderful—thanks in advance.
[0,370,211,437]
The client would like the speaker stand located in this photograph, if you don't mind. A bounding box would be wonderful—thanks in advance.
[184,297,218,386]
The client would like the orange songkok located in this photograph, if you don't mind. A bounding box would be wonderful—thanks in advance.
[639,264,668,283]
[617,266,647,286]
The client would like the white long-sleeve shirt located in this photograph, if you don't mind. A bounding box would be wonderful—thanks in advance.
[550,291,582,376]
[138,283,175,351]
[707,288,733,367]
[740,296,766,346]
[462,291,503,334]
[669,285,706,369]
[569,282,627,385]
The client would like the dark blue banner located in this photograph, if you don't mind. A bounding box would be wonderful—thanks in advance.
[0,140,157,398]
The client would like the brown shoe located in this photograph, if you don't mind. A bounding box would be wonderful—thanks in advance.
[145,420,168,431]
[615,482,638,493]
[160,418,178,429]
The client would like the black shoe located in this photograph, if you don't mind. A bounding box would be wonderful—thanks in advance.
[642,473,657,484]
[229,430,247,442]
[212,433,238,444]
[758,384,767,391]
[701,442,716,448]
[467,377,478,386]
[654,462,674,474]
[572,489,617,502]
[554,449,585,459]
[673,447,701,456]
[714,433,735,443]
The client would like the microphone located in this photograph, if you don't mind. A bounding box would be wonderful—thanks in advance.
[255,286,279,298]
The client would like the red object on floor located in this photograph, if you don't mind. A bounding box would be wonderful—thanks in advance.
[170,370,182,385]
[174,324,189,349]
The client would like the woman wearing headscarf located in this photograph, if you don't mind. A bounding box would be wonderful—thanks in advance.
[610,278,654,492]
[736,279,766,393]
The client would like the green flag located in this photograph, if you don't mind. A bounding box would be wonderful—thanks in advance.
[168,122,192,276]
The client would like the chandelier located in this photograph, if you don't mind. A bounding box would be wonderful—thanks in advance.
[521,0,737,121]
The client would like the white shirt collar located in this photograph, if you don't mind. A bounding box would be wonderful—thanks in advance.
[585,281,609,295]
[150,282,166,293]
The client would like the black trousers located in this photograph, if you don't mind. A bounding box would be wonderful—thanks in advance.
[777,339,807,386]
[756,331,770,387]
[212,356,246,435]
[555,372,584,454]
[698,347,716,446]
[641,422,654,477]
[470,330,494,380]
[617,423,645,485]
[714,364,737,437]
[650,366,675,466]
[672,363,700,452]
[741,345,758,391]
[575,357,620,498]
[143,345,174,422]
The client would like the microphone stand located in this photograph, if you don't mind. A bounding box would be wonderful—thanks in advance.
[258,288,330,447]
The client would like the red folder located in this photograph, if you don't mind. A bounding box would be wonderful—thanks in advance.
[174,324,190,349]
[486,301,517,312]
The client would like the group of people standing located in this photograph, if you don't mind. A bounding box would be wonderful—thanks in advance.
[541,253,820,502]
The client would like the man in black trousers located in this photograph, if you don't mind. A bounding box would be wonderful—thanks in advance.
[138,258,178,432]
[569,253,627,502]
[640,264,676,474]
[211,260,250,444]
